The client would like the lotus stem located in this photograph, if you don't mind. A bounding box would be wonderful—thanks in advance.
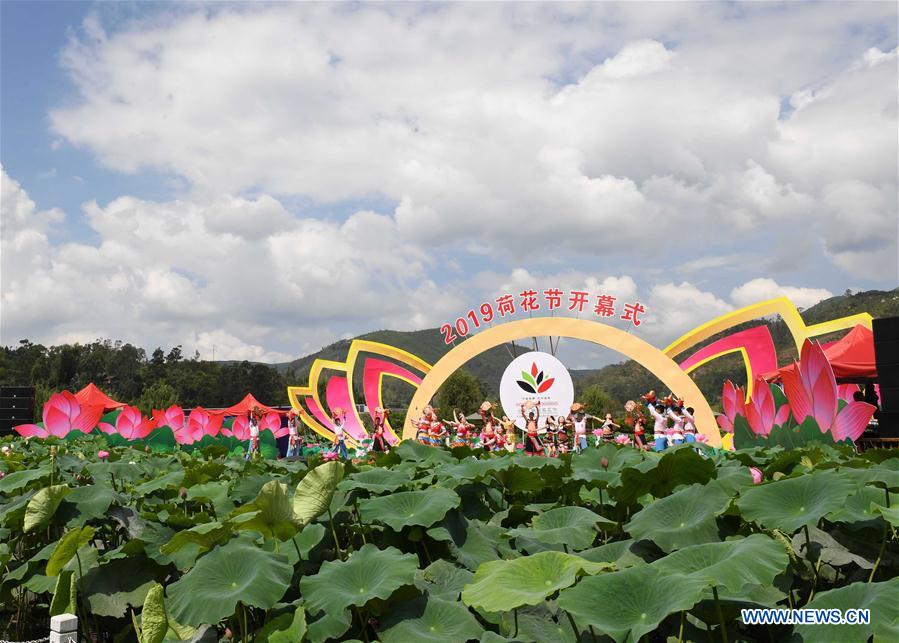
[868,523,889,583]
[712,586,728,643]
[240,601,249,643]
[327,506,345,561]
[513,608,519,638]
[678,610,685,643]
[291,535,303,568]
[563,609,578,639]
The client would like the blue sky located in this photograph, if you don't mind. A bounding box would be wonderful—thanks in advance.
[1,2,897,365]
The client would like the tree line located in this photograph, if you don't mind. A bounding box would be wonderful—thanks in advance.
[0,340,291,417]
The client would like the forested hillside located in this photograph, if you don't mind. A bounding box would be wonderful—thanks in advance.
[2,288,895,417]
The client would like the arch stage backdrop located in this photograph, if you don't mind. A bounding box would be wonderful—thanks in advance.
[285,296,873,448]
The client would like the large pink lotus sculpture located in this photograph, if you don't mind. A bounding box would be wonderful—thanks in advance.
[720,339,876,445]
[15,392,103,438]
[99,405,157,440]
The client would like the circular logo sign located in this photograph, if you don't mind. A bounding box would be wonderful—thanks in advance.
[499,351,574,430]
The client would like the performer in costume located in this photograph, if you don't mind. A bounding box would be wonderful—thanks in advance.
[569,403,589,453]
[371,407,390,453]
[286,411,300,457]
[414,414,430,445]
[557,415,571,454]
[500,416,517,453]
[682,406,697,443]
[544,416,559,457]
[447,410,473,447]
[481,423,497,451]
[666,399,685,445]
[633,416,647,450]
[644,391,668,452]
[600,413,620,444]
[332,408,349,459]
[521,401,544,456]
[245,406,263,460]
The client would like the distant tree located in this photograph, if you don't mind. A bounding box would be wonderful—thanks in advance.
[166,345,183,364]
[580,384,619,418]
[138,380,178,415]
[436,369,481,416]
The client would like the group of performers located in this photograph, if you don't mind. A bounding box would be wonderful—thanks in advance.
[408,389,700,455]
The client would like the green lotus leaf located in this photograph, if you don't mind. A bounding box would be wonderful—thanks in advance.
[414,559,474,601]
[625,483,730,552]
[508,506,612,551]
[49,569,77,617]
[359,487,460,530]
[736,469,855,533]
[0,466,49,494]
[570,444,643,484]
[338,468,412,493]
[58,484,121,527]
[790,525,873,569]
[24,484,71,532]
[513,606,578,643]
[393,439,455,464]
[139,583,168,643]
[166,540,292,626]
[231,480,300,540]
[379,595,485,643]
[306,607,353,643]
[579,539,657,569]
[871,503,899,527]
[491,465,545,494]
[257,606,307,643]
[796,578,899,642]
[299,543,418,613]
[293,461,344,527]
[134,470,185,496]
[429,512,510,570]
[617,447,717,504]
[864,460,899,492]
[650,534,789,594]
[81,556,159,617]
[86,460,145,483]
[557,565,707,643]
[461,551,613,612]
[825,485,887,524]
[47,526,95,576]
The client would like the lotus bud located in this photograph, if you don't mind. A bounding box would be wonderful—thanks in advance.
[0,471,5,480]
[600,456,609,470]
[179,487,187,499]
[224,627,233,639]
[97,450,109,460]
[749,467,763,485]
[50,445,58,459]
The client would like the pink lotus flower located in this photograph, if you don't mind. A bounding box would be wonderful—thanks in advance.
[98,405,157,440]
[745,377,791,436]
[225,416,251,440]
[614,434,631,445]
[152,405,185,431]
[260,412,283,436]
[695,433,709,443]
[171,407,222,444]
[749,467,763,484]
[592,428,604,438]
[15,392,103,438]
[783,340,876,442]
[717,380,747,432]
[322,451,338,461]
[98,450,110,460]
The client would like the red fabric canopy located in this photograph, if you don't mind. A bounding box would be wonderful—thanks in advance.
[762,324,877,383]
[209,393,284,417]
[74,383,127,410]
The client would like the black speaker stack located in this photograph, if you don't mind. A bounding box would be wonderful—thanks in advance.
[873,316,899,437]
[0,386,35,436]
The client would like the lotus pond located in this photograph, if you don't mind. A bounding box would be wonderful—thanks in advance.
[1,432,898,643]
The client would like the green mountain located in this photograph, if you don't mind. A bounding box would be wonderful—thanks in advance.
[278,288,899,410]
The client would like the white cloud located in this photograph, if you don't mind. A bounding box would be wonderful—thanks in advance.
[730,278,834,310]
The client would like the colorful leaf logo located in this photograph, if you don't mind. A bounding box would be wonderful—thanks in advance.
[517,362,554,394]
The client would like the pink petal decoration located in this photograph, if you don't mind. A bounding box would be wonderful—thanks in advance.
[229,416,250,440]
[782,367,813,424]
[679,326,778,389]
[717,415,734,432]
[362,358,423,445]
[97,423,117,434]
[115,406,157,440]
[832,401,877,442]
[838,384,860,403]
[260,412,283,437]
[14,424,50,438]
[72,405,103,433]
[153,405,185,431]
[801,341,838,430]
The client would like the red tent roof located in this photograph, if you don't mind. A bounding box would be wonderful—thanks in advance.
[210,393,284,417]
[762,324,877,383]
[74,383,127,410]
